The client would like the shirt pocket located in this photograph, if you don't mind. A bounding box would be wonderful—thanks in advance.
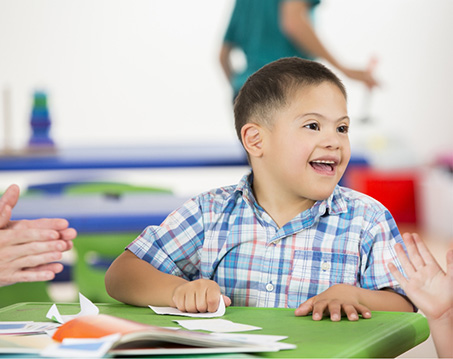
[287,250,360,308]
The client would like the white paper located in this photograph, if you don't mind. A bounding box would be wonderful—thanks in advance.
[209,333,296,350]
[149,295,226,318]
[46,292,99,324]
[174,318,261,333]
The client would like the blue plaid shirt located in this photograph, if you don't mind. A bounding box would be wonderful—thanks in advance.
[128,172,407,308]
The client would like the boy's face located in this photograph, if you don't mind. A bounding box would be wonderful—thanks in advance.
[259,82,350,204]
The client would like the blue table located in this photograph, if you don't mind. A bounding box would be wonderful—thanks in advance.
[0,143,249,171]
[11,193,188,233]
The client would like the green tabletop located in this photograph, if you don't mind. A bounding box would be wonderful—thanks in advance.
[0,302,429,358]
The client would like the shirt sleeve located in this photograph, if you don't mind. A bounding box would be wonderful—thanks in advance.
[127,196,205,281]
[359,209,409,298]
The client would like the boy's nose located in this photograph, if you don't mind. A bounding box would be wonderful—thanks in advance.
[321,131,341,149]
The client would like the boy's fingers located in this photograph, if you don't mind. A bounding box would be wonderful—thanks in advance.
[311,301,328,321]
[223,295,232,307]
[342,304,359,321]
[294,299,313,317]
[184,292,197,313]
[356,304,372,319]
[327,302,342,321]
[205,289,220,313]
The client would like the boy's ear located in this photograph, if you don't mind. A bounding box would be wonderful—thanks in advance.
[241,123,263,158]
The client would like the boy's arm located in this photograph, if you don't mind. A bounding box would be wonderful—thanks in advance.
[105,250,231,312]
[105,250,187,307]
[295,283,413,321]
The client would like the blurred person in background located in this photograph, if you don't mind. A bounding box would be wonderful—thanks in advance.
[220,0,378,99]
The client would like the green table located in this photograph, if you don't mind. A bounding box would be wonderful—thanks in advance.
[0,302,429,358]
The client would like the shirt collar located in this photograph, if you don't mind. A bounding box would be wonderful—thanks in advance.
[234,171,348,219]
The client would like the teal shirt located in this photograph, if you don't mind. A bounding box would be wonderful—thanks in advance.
[223,0,321,95]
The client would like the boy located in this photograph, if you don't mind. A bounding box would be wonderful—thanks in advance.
[105,57,413,321]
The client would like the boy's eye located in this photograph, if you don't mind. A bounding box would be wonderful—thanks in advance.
[337,125,349,134]
[304,123,319,131]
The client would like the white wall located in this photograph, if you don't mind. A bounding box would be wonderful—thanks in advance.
[0,0,452,166]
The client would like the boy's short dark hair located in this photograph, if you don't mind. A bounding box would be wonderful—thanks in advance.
[233,57,347,144]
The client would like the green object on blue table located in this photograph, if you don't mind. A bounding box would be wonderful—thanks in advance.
[0,303,429,358]
[73,232,136,303]
[0,282,51,308]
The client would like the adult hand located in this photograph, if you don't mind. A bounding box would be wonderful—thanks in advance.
[0,184,77,287]
[389,232,453,321]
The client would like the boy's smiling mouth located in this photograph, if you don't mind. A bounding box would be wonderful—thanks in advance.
[309,159,338,175]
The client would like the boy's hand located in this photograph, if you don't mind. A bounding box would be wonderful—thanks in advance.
[172,278,231,313]
[295,284,372,321]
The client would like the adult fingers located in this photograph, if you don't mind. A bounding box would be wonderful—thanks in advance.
[446,249,453,278]
[11,218,70,231]
[411,233,437,267]
[25,262,64,275]
[1,239,65,266]
[394,242,415,277]
[388,262,408,288]
[0,202,12,229]
[402,233,425,268]
[8,250,63,270]
[0,184,20,208]
[9,268,57,284]
[58,227,77,241]
[0,228,61,247]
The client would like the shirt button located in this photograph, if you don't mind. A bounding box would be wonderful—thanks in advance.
[321,261,331,271]
[265,283,274,292]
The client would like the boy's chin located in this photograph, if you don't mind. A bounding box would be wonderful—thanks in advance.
[310,190,335,202]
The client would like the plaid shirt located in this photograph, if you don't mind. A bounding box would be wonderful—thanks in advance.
[128,172,406,308]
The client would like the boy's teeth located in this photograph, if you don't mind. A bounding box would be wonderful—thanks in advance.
[312,160,335,164]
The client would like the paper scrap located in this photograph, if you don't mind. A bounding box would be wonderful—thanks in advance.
[41,334,120,358]
[149,295,226,318]
[209,333,296,350]
[46,293,99,324]
[0,322,60,335]
[174,318,261,333]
